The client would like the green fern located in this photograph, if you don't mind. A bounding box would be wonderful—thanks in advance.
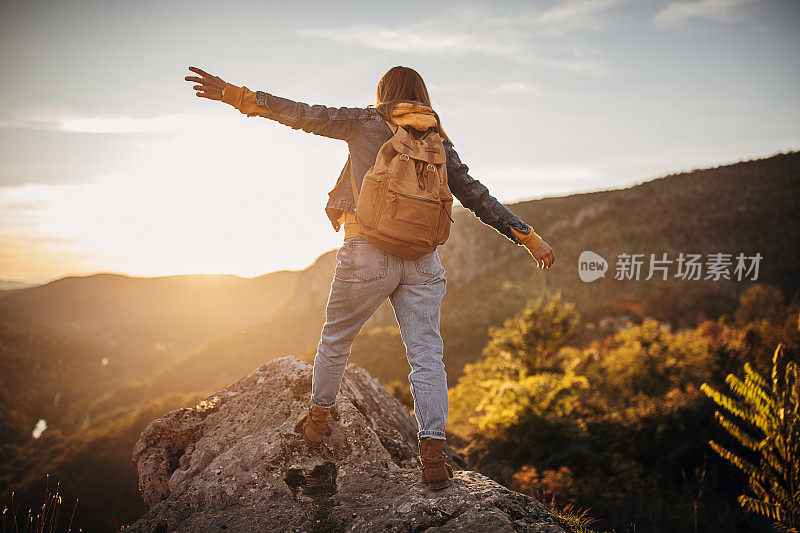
[701,343,799,531]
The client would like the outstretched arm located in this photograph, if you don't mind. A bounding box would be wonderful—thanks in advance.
[444,142,555,269]
[184,66,372,142]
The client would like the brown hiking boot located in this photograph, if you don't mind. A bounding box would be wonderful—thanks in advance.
[295,404,331,449]
[419,437,454,490]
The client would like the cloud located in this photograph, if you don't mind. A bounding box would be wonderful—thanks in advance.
[0,110,245,188]
[653,0,760,28]
[59,114,195,133]
[488,82,543,96]
[523,0,623,35]
[296,23,520,59]
[0,111,212,134]
[295,1,620,74]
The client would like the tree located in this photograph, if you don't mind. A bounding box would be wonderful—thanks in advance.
[734,284,785,327]
[448,292,586,438]
[588,319,713,416]
[701,344,799,531]
[480,291,581,376]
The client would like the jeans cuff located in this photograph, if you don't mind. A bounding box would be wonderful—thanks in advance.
[311,397,336,409]
[418,430,446,440]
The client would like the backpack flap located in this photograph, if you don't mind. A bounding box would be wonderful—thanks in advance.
[390,128,446,164]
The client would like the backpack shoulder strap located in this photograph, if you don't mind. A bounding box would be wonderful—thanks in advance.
[349,117,402,206]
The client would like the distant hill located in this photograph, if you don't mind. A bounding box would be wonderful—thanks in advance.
[82,253,340,417]
[0,271,300,383]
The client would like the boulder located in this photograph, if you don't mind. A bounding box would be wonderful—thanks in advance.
[129,356,566,532]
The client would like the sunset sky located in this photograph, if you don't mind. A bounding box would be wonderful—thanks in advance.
[1,0,798,283]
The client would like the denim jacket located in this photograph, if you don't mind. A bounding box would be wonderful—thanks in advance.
[252,90,532,245]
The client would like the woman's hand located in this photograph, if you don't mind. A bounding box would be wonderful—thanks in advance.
[184,66,226,101]
[531,240,555,270]
[510,226,555,270]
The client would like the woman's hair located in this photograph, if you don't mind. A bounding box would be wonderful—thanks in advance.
[373,66,452,145]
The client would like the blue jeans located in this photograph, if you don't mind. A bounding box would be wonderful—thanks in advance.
[311,237,448,440]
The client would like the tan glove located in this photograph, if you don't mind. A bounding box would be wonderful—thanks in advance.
[510,226,555,269]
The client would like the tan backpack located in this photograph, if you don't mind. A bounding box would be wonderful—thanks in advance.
[349,119,454,259]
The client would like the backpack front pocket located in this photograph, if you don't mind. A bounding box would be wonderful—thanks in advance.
[355,170,387,230]
[375,188,444,246]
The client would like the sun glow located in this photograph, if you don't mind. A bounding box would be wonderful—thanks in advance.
[0,113,350,281]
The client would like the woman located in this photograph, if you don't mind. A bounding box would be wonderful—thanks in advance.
[184,65,555,490]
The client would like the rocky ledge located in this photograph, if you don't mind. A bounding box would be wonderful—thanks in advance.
[128,356,566,532]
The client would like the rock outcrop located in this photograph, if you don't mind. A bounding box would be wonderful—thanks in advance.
[129,357,566,532]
